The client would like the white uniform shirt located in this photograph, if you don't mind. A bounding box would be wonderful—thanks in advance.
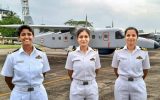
[65,46,101,81]
[112,46,150,77]
[1,47,50,86]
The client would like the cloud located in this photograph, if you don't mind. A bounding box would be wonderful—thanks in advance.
[1,0,160,32]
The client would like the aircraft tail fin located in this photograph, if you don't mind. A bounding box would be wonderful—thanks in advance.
[24,15,33,25]
[112,20,114,27]
[85,14,88,27]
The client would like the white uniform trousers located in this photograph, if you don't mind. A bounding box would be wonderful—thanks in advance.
[70,79,99,100]
[10,85,48,100]
[114,76,147,100]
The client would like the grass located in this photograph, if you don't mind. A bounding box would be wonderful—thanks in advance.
[0,44,21,49]
[0,44,40,49]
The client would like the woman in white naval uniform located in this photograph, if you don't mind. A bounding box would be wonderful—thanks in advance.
[1,25,50,100]
[65,28,101,100]
[112,27,150,100]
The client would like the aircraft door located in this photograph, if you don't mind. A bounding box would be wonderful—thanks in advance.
[102,32,110,48]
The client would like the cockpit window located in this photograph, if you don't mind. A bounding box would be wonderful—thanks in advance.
[71,36,74,40]
[115,31,124,39]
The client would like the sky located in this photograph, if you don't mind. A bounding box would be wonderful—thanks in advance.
[0,0,160,32]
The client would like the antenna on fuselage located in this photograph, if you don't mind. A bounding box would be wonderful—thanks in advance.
[85,14,88,27]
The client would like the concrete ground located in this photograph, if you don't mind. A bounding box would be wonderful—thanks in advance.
[0,48,160,100]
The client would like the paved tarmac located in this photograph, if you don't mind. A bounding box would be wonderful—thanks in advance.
[0,48,160,100]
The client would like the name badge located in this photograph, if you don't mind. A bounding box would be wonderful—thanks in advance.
[120,57,127,60]
[35,55,42,59]
[16,60,24,63]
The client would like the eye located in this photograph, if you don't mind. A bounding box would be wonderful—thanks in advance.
[85,35,89,38]
[78,35,89,39]
[20,33,26,36]
[27,33,32,36]
[126,34,130,37]
[132,34,136,37]
[79,36,83,39]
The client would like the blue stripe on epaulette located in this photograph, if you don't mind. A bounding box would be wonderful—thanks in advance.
[36,47,42,51]
[8,48,19,54]
[13,48,19,52]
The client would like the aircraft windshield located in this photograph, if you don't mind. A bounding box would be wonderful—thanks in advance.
[115,30,124,39]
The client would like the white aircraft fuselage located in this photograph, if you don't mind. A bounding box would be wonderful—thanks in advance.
[33,27,159,50]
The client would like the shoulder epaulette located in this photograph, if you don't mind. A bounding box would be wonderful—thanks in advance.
[140,47,147,51]
[93,49,97,51]
[72,46,76,51]
[8,48,19,54]
[72,48,76,51]
[116,47,123,50]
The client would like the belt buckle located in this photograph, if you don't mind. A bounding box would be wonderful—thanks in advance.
[83,81,88,85]
[28,87,34,91]
[128,77,134,81]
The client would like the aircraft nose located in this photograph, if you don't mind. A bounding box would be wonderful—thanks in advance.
[154,42,160,49]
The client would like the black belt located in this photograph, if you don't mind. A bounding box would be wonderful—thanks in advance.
[27,87,34,91]
[119,76,142,81]
[74,79,94,85]
[128,77,134,81]
[83,81,88,85]
[14,85,42,92]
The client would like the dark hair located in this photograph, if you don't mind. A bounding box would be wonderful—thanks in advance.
[76,28,90,38]
[124,27,138,38]
[17,25,34,36]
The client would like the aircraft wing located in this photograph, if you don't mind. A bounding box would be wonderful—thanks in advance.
[0,24,76,30]
[139,32,150,36]
[30,25,76,30]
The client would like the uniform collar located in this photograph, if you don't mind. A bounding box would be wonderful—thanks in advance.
[123,45,140,51]
[76,46,94,52]
[19,46,37,54]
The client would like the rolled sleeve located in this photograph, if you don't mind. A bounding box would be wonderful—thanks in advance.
[1,54,14,77]
[111,51,119,68]
[65,52,73,70]
[142,52,150,69]
[42,53,50,73]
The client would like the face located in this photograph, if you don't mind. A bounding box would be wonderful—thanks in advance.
[125,29,138,46]
[77,30,90,47]
[19,29,34,46]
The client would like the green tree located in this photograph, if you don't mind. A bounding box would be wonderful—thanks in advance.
[0,11,23,37]
[64,19,93,27]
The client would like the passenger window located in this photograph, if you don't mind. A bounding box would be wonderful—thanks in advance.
[103,33,108,41]
[58,36,61,40]
[92,35,95,39]
[99,35,102,39]
[104,34,108,38]
[52,37,55,40]
[64,36,67,40]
